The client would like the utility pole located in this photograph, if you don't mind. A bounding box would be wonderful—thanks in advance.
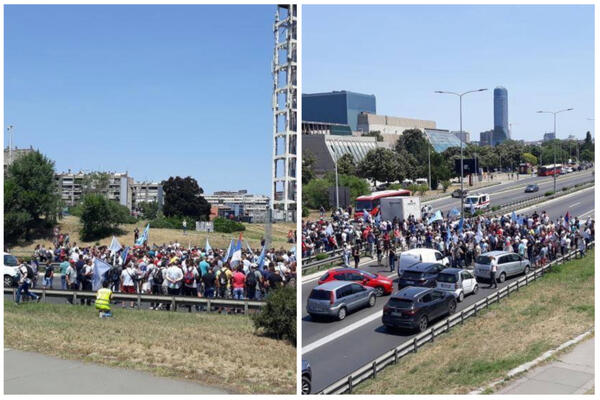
[537,108,573,194]
[6,125,14,165]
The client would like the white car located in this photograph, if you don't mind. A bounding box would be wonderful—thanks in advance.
[463,193,490,212]
[396,248,449,276]
[3,252,21,287]
[436,268,479,302]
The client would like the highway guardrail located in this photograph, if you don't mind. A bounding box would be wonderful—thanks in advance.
[4,288,266,314]
[318,240,595,394]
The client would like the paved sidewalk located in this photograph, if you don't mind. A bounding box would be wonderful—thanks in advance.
[4,349,227,394]
[498,337,594,394]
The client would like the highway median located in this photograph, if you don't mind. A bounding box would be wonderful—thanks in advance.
[352,249,594,394]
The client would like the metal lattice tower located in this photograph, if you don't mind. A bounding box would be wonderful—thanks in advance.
[271,4,297,221]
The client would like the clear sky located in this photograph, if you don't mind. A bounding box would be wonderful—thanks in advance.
[303,5,595,142]
[5,5,274,195]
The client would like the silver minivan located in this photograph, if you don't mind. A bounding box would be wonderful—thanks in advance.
[307,280,376,321]
[474,251,531,283]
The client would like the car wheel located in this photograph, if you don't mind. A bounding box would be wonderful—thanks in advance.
[302,376,311,394]
[498,273,506,283]
[448,300,457,314]
[368,295,376,307]
[418,315,428,332]
[473,284,479,294]
[457,291,464,302]
[524,265,530,275]
[4,275,14,288]
[374,286,384,297]
[337,307,347,321]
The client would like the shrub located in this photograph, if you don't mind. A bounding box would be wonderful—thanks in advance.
[441,180,451,193]
[562,186,569,191]
[80,194,131,241]
[149,215,186,229]
[302,207,309,218]
[315,253,329,260]
[213,217,246,233]
[544,191,554,197]
[251,286,296,344]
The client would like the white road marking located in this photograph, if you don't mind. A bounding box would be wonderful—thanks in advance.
[570,202,581,208]
[579,209,595,218]
[302,310,384,355]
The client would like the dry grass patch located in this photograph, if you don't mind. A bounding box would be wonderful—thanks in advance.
[355,250,594,394]
[10,216,295,258]
[4,303,295,394]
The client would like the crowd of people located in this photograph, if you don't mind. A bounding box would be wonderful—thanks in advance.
[302,206,595,271]
[19,237,297,308]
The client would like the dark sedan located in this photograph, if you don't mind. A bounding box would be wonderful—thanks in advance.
[524,184,539,193]
[382,287,457,332]
[451,189,468,198]
[397,262,445,289]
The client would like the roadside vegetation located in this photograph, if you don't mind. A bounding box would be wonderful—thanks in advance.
[4,302,296,394]
[355,249,594,394]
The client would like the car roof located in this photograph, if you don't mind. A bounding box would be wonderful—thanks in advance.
[440,268,462,275]
[402,248,437,256]
[392,286,430,299]
[332,268,366,274]
[480,250,509,257]
[314,280,351,291]
[404,262,440,272]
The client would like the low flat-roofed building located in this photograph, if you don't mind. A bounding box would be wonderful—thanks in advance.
[357,112,436,145]
[203,190,269,223]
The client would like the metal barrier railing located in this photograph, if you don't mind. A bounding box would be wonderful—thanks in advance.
[318,240,595,394]
[5,288,266,315]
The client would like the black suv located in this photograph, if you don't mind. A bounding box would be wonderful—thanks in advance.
[451,189,468,198]
[382,287,457,332]
[397,262,444,289]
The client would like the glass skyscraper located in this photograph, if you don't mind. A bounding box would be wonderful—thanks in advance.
[493,86,509,146]
[302,90,376,131]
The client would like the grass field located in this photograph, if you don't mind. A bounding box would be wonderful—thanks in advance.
[355,249,595,394]
[9,216,295,259]
[4,302,296,394]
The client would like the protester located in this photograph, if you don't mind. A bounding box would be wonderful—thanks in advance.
[15,263,40,304]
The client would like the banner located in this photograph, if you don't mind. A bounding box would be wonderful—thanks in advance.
[427,210,443,225]
[92,258,112,291]
[135,224,150,245]
[108,236,122,254]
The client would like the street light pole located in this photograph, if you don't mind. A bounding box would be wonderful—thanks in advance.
[332,149,339,210]
[537,108,573,194]
[435,88,487,221]
[428,144,431,191]
[6,125,14,165]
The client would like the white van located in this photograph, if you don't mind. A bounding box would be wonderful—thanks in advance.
[415,178,428,186]
[463,193,490,212]
[396,248,449,276]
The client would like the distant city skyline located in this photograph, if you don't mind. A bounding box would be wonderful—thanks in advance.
[303,5,594,142]
[5,5,274,195]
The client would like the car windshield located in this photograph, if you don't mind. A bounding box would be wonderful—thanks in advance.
[309,290,330,300]
[527,185,535,189]
[476,255,493,265]
[437,273,458,283]
[4,254,18,266]
[319,272,329,281]
[465,197,478,204]
[388,298,413,308]
[355,200,373,211]
[401,271,424,280]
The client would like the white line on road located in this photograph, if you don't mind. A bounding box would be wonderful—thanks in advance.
[570,202,581,208]
[579,209,595,218]
[302,310,384,355]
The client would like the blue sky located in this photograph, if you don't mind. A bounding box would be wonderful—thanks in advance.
[303,5,595,142]
[5,5,274,195]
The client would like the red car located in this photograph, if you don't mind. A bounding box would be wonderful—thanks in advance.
[318,268,394,296]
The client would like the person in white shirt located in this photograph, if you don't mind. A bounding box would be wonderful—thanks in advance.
[120,263,138,308]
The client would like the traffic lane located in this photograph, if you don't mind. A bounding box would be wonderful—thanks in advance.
[302,187,594,344]
[304,245,586,394]
[435,173,593,215]
[302,188,594,354]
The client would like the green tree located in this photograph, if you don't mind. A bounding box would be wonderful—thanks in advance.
[251,285,296,343]
[357,148,401,183]
[80,194,131,241]
[138,201,160,220]
[81,171,111,195]
[361,130,384,142]
[161,176,211,220]
[302,150,316,185]
[302,178,330,209]
[4,151,61,244]
[336,153,357,176]
[394,129,430,178]
[581,148,594,162]
[522,152,538,166]
[441,180,451,193]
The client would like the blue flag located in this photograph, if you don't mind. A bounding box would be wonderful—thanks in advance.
[449,208,460,218]
[92,258,112,291]
[446,226,452,245]
[256,245,267,271]
[428,210,443,225]
[511,211,518,223]
[136,224,150,245]
[121,246,130,264]
[224,239,233,262]
[457,217,464,234]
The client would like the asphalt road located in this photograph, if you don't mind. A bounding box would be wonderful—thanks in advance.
[302,184,594,393]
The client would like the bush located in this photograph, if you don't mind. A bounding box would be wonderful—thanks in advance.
[544,191,554,197]
[562,186,569,191]
[68,204,84,217]
[302,207,309,218]
[441,180,451,193]
[149,215,186,229]
[315,253,329,260]
[303,178,331,210]
[251,286,296,344]
[213,217,246,233]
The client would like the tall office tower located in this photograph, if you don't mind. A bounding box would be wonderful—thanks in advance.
[493,86,509,146]
[271,4,297,221]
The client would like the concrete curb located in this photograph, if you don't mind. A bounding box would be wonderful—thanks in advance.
[469,328,594,395]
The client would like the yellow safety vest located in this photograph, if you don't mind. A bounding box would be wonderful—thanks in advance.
[95,288,112,311]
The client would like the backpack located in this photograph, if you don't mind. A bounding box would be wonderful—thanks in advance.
[184,269,195,285]
[152,267,164,285]
[246,271,257,287]
[26,265,35,280]
[44,265,53,278]
[219,270,229,286]
[109,267,120,282]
